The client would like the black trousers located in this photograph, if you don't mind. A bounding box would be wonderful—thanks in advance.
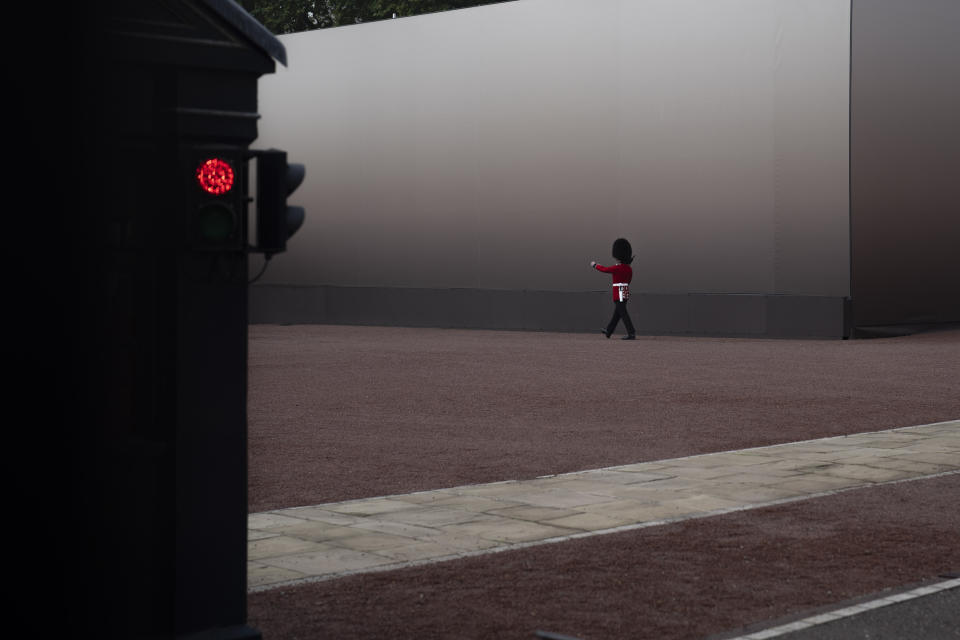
[606,301,635,336]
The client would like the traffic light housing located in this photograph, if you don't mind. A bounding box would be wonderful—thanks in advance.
[187,150,246,251]
[255,149,305,257]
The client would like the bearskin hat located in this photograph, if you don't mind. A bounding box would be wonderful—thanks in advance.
[612,238,633,264]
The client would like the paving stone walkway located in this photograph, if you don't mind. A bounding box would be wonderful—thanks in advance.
[248,420,959,592]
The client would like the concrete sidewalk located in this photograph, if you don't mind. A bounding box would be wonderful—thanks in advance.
[248,419,959,592]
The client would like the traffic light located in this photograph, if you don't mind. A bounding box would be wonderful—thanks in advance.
[255,149,305,257]
[188,151,246,251]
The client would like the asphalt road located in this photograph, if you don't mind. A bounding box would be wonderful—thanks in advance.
[775,583,959,640]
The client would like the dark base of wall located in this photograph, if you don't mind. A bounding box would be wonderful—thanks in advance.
[850,321,960,339]
[249,285,852,339]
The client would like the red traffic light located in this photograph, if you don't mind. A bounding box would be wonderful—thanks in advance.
[195,158,235,195]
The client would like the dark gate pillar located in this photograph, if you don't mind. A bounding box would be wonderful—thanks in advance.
[51,2,289,638]
[850,0,960,331]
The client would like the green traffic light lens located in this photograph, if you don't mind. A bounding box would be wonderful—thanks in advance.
[197,203,237,241]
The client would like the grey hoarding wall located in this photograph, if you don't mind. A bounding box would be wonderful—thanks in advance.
[250,0,851,337]
[850,0,960,330]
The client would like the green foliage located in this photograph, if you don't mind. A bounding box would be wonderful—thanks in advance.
[238,0,511,34]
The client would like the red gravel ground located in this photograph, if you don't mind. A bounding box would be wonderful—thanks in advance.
[245,325,960,639]
[248,325,960,511]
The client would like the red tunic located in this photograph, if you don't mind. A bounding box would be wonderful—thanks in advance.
[594,263,633,301]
